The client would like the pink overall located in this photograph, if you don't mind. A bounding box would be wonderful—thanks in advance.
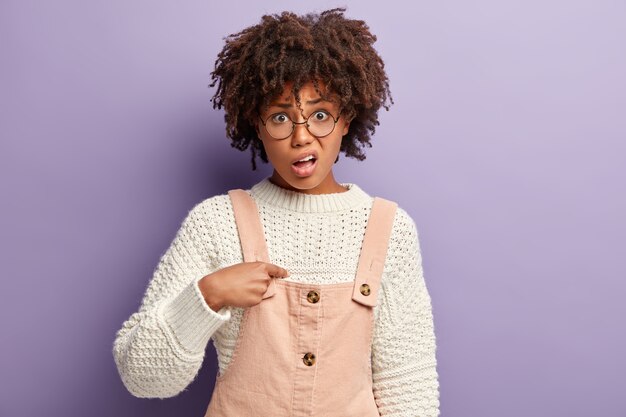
[204,189,398,417]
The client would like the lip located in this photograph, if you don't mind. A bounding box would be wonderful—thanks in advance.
[290,150,319,165]
[291,157,318,177]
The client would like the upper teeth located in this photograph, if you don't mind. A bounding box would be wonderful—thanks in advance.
[297,155,314,162]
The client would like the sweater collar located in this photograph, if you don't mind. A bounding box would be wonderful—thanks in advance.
[250,177,372,213]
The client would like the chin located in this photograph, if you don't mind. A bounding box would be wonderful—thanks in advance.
[285,176,321,190]
[275,168,326,191]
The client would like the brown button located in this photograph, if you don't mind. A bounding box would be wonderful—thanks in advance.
[360,283,371,296]
[302,352,316,366]
[307,290,320,303]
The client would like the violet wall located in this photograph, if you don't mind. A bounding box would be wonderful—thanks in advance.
[1,1,624,416]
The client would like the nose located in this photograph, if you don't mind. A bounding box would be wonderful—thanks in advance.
[291,120,315,146]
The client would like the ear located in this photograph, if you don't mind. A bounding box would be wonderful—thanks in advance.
[341,117,351,136]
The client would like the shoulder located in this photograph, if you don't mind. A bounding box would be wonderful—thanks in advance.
[358,183,416,234]
[188,188,241,218]
[358,184,420,249]
[165,192,240,264]
[177,191,235,237]
[371,195,419,239]
[390,204,420,245]
[374,199,422,260]
[377,202,427,293]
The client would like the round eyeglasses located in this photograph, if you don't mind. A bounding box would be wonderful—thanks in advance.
[258,110,340,140]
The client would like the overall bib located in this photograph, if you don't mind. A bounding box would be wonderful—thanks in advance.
[205,189,398,417]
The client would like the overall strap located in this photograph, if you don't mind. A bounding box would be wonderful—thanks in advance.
[352,197,398,307]
[227,189,276,299]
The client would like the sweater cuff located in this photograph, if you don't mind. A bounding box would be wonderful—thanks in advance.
[160,278,231,354]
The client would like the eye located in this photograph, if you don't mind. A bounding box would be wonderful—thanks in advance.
[310,111,330,122]
[270,113,290,124]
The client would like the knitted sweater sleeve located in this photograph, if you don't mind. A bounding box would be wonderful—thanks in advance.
[112,200,231,398]
[371,208,440,416]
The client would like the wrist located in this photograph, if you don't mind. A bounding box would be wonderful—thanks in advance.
[207,298,224,312]
[199,274,225,312]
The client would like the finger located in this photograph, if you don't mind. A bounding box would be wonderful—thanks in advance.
[266,263,289,278]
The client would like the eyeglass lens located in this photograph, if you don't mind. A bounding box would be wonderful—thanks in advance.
[265,111,336,139]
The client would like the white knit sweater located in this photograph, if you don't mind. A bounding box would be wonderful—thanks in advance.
[112,177,440,416]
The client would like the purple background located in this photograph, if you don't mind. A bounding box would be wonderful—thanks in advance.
[1,1,624,416]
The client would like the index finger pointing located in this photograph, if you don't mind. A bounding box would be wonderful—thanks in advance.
[266,263,289,278]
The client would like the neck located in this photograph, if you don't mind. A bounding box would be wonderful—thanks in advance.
[250,176,371,213]
[269,170,348,195]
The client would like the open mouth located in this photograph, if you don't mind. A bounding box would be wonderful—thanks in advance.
[291,157,317,177]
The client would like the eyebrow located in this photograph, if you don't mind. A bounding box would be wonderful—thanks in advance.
[269,98,327,108]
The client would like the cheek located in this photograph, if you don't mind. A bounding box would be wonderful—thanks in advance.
[261,141,287,164]
[332,134,344,152]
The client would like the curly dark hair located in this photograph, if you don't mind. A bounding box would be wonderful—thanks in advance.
[209,7,393,170]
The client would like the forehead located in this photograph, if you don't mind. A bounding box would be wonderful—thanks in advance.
[267,80,337,105]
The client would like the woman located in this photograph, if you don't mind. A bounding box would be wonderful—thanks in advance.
[113,7,440,416]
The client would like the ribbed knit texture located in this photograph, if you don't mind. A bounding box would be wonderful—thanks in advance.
[112,177,440,416]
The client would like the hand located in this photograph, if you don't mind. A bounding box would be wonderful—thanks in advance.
[198,261,289,311]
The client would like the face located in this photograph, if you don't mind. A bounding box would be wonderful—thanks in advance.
[254,80,351,195]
